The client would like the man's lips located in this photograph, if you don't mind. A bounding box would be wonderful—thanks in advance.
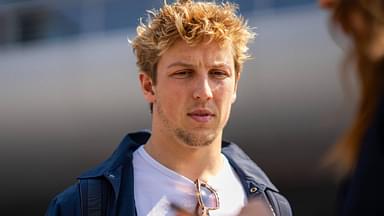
[187,109,215,123]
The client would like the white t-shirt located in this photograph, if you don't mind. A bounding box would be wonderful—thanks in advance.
[132,146,247,216]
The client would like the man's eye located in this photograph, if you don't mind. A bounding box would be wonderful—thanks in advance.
[210,70,229,79]
[171,70,191,79]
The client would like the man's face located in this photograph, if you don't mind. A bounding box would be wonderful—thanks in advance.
[141,40,239,147]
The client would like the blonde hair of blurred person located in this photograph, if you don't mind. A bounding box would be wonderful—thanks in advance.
[320,0,384,176]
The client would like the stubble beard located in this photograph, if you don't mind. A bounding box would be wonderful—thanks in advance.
[174,128,216,147]
[156,101,217,147]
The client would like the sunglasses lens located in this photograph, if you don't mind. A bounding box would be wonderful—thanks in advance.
[200,185,219,209]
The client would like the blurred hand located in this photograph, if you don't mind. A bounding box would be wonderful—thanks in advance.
[171,198,274,216]
[237,199,274,216]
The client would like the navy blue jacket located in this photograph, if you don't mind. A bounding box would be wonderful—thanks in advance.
[45,131,292,216]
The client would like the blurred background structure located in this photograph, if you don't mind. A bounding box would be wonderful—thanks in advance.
[0,0,354,215]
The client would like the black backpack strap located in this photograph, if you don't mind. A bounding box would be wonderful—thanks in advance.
[265,189,292,216]
[79,178,106,216]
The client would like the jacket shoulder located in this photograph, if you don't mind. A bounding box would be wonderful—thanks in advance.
[266,189,292,216]
[45,183,81,216]
[221,142,277,190]
[222,142,293,216]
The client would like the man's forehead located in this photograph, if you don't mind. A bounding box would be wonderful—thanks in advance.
[161,41,234,64]
[166,61,233,70]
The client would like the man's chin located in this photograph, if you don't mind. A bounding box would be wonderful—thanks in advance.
[175,129,217,147]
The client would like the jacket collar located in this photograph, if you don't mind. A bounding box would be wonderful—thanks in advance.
[78,130,150,179]
[78,130,278,192]
[222,141,278,192]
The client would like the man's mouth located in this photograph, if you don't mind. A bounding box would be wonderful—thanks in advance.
[187,109,215,123]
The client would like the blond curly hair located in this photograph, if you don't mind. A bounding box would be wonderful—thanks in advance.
[131,0,255,83]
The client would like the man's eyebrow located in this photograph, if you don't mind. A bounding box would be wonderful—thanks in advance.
[210,63,231,70]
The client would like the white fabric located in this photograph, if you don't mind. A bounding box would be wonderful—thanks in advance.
[133,145,247,216]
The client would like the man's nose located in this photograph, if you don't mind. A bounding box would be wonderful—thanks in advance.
[192,75,213,101]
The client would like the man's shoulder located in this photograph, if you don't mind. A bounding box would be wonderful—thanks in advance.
[45,131,149,215]
[45,183,81,216]
[222,141,293,216]
[221,141,277,191]
[78,130,149,179]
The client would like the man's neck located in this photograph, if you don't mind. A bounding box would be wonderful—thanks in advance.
[143,130,224,182]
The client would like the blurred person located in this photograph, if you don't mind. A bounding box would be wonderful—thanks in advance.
[45,0,291,215]
[319,0,384,215]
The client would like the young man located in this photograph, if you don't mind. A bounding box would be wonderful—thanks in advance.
[45,0,291,215]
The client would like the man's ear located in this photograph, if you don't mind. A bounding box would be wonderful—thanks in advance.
[139,72,156,103]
